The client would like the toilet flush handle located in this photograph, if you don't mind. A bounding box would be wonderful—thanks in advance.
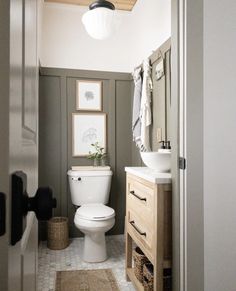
[72,177,81,181]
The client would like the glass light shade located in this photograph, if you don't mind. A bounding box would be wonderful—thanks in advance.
[82,7,115,40]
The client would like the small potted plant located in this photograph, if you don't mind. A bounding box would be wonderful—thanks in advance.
[88,142,106,167]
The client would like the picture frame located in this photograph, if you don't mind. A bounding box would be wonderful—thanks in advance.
[72,113,107,157]
[76,80,102,111]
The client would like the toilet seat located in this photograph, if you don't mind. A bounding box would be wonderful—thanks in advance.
[76,203,115,221]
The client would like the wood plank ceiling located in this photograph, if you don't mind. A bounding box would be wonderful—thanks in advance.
[45,0,137,11]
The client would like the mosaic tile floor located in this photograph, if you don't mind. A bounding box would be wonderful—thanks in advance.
[38,235,135,291]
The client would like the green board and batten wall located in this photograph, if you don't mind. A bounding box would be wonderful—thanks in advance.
[39,68,133,239]
[39,38,171,239]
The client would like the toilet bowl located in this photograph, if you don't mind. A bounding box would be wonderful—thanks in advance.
[74,203,115,262]
[67,168,115,263]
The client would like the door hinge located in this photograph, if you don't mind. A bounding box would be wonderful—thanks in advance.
[0,192,6,236]
[179,157,186,170]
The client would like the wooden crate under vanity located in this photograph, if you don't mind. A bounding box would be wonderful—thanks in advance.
[125,167,172,291]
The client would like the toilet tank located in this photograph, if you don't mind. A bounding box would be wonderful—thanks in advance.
[67,169,113,206]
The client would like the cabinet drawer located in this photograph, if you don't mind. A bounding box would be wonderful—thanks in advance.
[127,209,154,260]
[127,178,155,227]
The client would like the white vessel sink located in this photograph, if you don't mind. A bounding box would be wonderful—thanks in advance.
[140,152,171,172]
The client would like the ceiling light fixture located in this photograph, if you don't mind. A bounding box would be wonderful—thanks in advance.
[82,0,116,40]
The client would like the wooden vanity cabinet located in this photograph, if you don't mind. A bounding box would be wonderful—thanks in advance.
[125,172,172,291]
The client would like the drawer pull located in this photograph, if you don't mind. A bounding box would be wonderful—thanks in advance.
[130,220,146,236]
[130,191,147,201]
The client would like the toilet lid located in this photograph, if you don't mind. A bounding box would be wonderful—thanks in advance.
[76,204,115,221]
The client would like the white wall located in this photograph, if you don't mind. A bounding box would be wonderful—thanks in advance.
[204,0,236,290]
[40,0,171,72]
[38,0,44,61]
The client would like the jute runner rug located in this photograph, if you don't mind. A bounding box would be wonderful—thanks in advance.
[55,269,120,291]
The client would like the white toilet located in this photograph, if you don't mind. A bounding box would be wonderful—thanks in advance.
[67,169,115,263]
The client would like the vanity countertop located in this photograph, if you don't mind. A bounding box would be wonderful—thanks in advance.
[125,167,172,184]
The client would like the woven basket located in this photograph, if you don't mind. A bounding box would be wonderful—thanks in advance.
[47,217,69,250]
[133,247,150,283]
[163,269,172,290]
[143,265,172,291]
[143,263,154,291]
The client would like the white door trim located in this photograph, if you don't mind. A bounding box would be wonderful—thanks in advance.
[172,0,204,290]
[179,0,187,289]
[0,0,10,289]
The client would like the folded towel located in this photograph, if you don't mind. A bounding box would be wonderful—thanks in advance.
[71,166,111,171]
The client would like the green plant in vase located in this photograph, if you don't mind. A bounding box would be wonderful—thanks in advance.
[88,142,106,167]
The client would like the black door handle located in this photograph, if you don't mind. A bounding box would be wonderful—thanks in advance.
[27,187,57,220]
[11,171,57,245]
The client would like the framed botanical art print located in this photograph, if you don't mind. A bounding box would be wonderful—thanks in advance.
[76,80,102,111]
[72,113,106,157]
